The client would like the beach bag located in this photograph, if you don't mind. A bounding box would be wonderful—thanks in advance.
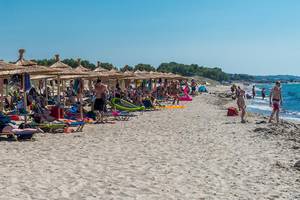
[15,132,34,140]
[227,107,238,116]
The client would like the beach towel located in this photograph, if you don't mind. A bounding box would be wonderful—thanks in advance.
[24,73,31,92]
[227,107,238,116]
[198,85,208,93]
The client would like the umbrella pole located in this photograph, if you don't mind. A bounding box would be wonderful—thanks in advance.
[57,76,61,120]
[79,79,83,120]
[44,78,48,106]
[62,80,65,107]
[0,78,3,111]
[23,73,28,124]
[5,78,9,105]
[80,94,83,120]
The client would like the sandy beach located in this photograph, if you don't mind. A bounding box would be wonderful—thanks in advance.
[1,86,299,200]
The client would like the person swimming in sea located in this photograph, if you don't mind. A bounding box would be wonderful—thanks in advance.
[268,81,283,124]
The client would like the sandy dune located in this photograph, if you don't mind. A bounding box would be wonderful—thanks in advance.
[0,86,299,200]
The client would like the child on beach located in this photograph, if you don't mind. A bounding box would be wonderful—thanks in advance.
[269,81,282,124]
[236,86,246,123]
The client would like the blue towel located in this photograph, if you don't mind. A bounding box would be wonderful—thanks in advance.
[24,73,31,92]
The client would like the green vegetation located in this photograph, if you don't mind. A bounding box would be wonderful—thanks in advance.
[34,59,255,82]
[134,63,156,72]
[97,62,117,70]
[120,65,134,72]
[228,74,255,81]
[157,62,229,81]
[35,58,96,69]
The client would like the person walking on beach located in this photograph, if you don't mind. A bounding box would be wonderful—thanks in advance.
[252,85,256,99]
[236,86,247,123]
[269,81,283,124]
[261,88,266,100]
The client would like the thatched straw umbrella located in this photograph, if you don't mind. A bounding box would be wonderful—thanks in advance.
[15,49,37,66]
[94,61,109,73]
[48,55,91,120]
[0,61,27,111]
[75,58,90,72]
[14,49,60,76]
[12,49,63,122]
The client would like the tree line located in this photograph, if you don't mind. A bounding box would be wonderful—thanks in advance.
[34,58,253,82]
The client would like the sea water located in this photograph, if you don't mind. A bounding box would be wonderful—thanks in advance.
[246,83,300,121]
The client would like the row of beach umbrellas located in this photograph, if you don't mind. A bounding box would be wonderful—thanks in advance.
[0,49,185,80]
[0,49,185,120]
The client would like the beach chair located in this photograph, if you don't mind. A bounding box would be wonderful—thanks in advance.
[64,120,85,132]
[0,127,36,141]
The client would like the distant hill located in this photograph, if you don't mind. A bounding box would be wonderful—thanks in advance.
[254,75,300,83]
[227,74,300,83]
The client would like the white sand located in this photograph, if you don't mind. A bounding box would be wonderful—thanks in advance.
[0,86,299,200]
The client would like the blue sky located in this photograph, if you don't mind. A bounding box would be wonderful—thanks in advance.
[1,0,300,75]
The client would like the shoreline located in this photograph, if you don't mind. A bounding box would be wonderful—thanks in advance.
[230,82,300,123]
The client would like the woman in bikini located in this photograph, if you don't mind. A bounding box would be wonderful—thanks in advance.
[236,86,246,123]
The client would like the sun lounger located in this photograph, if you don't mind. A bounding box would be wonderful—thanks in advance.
[0,128,36,141]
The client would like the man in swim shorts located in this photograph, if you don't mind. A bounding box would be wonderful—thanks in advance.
[268,81,282,124]
[94,79,108,122]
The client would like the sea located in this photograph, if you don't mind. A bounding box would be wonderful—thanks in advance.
[246,83,300,121]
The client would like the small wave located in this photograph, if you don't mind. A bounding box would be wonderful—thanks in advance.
[251,98,269,104]
[247,104,272,112]
[282,110,300,117]
[281,116,300,122]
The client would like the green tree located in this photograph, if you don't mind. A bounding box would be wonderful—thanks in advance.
[120,65,134,72]
[157,62,229,81]
[134,63,156,72]
[98,62,117,70]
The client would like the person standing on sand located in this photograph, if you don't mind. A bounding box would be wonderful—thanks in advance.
[236,86,247,123]
[94,79,108,123]
[252,85,256,99]
[191,79,197,95]
[269,81,283,124]
[262,88,266,100]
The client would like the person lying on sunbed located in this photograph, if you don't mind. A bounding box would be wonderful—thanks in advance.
[32,96,55,123]
[0,112,42,140]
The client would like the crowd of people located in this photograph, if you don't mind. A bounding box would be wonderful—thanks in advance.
[0,75,203,139]
[230,81,283,124]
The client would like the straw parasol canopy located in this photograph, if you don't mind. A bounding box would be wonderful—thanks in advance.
[59,58,105,80]
[94,61,109,73]
[15,49,37,66]
[75,58,91,72]
[48,54,88,76]
[93,62,130,79]
[123,70,185,80]
[12,49,61,76]
[0,60,26,71]
[107,68,131,79]
[0,60,29,77]
[50,54,72,70]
